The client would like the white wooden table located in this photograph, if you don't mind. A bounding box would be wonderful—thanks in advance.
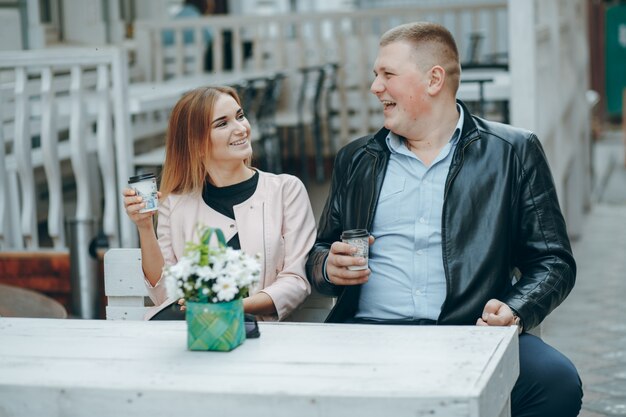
[0,318,519,417]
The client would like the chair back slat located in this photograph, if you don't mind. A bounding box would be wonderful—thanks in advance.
[0,87,9,248]
[40,67,65,248]
[95,64,119,247]
[69,65,94,220]
[13,67,38,248]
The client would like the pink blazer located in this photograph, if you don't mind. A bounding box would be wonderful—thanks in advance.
[144,170,317,321]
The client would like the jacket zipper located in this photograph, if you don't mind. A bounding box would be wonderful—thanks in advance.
[365,151,380,228]
[261,203,267,291]
[444,136,478,199]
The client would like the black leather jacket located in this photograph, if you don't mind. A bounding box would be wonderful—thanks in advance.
[306,101,576,330]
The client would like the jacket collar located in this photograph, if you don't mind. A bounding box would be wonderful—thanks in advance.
[366,127,391,153]
[456,99,480,146]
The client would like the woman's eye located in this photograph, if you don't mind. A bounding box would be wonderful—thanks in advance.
[237,113,246,120]
[216,121,227,128]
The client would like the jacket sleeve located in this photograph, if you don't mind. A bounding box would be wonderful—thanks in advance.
[306,151,348,297]
[259,176,316,320]
[503,134,576,330]
[143,195,177,307]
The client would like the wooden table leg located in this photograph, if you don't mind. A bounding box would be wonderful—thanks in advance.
[498,397,512,417]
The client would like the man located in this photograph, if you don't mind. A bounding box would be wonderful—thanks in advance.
[306,22,582,417]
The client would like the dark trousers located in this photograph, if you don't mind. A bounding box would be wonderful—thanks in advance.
[512,333,582,417]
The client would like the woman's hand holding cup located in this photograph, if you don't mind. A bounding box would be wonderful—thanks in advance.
[122,187,161,229]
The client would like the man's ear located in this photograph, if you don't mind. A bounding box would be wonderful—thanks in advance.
[427,65,446,95]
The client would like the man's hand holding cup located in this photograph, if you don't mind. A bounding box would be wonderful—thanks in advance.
[325,230,374,286]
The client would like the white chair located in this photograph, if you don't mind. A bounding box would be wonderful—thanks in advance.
[103,247,333,322]
[103,248,150,320]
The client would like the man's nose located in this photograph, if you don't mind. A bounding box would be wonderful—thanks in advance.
[370,76,383,94]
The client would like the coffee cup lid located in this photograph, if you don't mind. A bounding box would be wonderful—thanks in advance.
[341,229,369,239]
[129,173,156,183]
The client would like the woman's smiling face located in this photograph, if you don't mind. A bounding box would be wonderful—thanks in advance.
[208,93,252,164]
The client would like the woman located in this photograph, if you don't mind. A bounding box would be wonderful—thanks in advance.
[123,86,316,320]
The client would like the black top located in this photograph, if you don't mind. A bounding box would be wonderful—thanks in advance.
[151,170,259,322]
[201,170,259,249]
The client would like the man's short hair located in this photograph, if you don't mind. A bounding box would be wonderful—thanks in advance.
[380,22,461,94]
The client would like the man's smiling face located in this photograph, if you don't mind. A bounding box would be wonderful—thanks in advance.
[370,41,433,139]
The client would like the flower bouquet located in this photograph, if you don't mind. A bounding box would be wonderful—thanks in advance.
[163,226,260,351]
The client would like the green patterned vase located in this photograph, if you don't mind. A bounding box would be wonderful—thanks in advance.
[185,299,245,351]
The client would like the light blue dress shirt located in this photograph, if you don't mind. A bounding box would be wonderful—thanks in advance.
[355,105,464,321]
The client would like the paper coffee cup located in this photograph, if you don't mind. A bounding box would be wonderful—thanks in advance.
[129,173,158,213]
[341,229,369,271]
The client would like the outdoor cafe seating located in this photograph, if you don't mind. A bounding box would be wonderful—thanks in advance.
[0,283,67,319]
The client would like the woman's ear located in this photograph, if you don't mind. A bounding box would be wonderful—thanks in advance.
[427,65,446,95]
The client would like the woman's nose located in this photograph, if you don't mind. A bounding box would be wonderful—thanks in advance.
[233,120,247,134]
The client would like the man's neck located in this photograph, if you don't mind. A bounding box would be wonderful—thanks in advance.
[403,104,460,166]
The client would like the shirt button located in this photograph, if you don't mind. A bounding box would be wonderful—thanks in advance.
[419,217,426,224]
[229,224,235,229]
[415,289,422,296]
[416,249,424,255]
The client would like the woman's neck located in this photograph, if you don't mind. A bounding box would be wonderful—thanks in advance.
[206,164,254,187]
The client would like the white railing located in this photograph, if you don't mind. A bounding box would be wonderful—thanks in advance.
[0,48,135,251]
[0,0,591,253]
[134,2,508,143]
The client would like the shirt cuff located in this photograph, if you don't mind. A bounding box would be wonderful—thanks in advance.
[322,255,333,284]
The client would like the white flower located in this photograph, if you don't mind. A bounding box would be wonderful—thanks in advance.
[164,273,183,299]
[212,276,239,302]
[162,226,261,303]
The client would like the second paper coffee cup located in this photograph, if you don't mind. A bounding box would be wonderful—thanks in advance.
[341,229,369,271]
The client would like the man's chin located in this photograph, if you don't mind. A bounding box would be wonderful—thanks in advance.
[383,119,393,131]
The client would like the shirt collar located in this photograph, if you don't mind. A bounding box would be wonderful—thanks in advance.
[386,104,464,154]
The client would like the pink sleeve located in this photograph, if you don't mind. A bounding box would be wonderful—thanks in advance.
[260,176,316,320]
[144,195,177,307]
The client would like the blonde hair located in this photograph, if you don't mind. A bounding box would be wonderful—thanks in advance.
[380,22,461,94]
[159,86,248,197]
